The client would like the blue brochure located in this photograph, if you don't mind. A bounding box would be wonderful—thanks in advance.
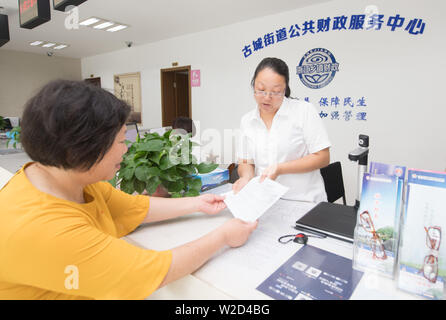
[397,169,446,300]
[257,245,363,300]
[369,161,406,228]
[353,173,400,278]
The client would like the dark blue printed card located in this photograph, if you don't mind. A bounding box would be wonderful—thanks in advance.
[257,245,363,300]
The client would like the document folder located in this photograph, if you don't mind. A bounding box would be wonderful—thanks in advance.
[295,202,357,243]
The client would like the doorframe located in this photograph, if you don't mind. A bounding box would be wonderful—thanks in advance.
[160,65,192,127]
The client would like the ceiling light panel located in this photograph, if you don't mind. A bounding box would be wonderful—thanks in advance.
[30,40,44,46]
[79,17,101,26]
[80,17,129,32]
[53,44,69,50]
[93,21,114,30]
[106,24,128,32]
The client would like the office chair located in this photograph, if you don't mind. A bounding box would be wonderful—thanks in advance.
[227,163,239,183]
[320,161,347,205]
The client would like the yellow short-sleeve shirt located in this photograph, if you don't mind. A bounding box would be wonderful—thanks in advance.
[0,163,172,300]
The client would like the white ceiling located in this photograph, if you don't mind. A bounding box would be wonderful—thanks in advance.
[0,0,331,59]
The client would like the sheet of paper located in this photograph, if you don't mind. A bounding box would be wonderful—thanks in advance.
[223,177,289,222]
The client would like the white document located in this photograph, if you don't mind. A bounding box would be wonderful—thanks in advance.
[223,177,289,222]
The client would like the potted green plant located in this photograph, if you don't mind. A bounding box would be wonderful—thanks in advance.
[6,126,21,149]
[111,129,218,197]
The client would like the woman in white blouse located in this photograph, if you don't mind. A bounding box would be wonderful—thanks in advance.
[233,57,331,202]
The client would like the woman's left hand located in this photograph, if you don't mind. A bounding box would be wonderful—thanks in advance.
[196,194,227,215]
[260,164,280,182]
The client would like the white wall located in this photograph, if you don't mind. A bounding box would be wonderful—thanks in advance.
[0,50,81,117]
[82,0,446,205]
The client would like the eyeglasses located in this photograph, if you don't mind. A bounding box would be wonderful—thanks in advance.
[420,226,441,283]
[359,211,387,260]
[253,90,285,98]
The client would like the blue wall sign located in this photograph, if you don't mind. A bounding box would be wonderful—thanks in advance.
[241,13,426,59]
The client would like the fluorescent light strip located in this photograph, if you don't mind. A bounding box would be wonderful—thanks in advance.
[80,17,101,26]
[42,43,56,48]
[81,16,130,32]
[106,24,128,32]
[30,41,44,46]
[53,44,68,50]
[93,21,114,29]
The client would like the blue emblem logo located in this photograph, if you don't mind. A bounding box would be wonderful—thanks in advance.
[297,48,339,89]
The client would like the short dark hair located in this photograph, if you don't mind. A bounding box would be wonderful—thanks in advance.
[251,57,291,98]
[172,116,196,137]
[21,79,131,171]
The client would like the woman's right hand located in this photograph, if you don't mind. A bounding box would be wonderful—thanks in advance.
[232,176,251,194]
[219,218,258,248]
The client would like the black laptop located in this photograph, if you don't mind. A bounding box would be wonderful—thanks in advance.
[295,202,358,243]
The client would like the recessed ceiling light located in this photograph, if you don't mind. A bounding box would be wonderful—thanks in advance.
[30,41,44,46]
[53,44,69,50]
[80,17,101,26]
[93,21,114,30]
[106,24,128,32]
[80,17,131,32]
[42,42,56,48]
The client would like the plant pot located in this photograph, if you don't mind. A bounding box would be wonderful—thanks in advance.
[151,184,170,198]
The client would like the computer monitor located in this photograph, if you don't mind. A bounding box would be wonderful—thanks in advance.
[125,122,139,143]
[3,118,12,130]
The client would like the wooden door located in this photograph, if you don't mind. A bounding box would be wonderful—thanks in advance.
[176,71,190,118]
[161,66,191,127]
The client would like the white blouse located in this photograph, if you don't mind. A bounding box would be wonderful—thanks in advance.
[237,98,331,202]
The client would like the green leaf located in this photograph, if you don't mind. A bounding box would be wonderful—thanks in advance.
[135,158,149,166]
[122,166,135,180]
[146,176,161,195]
[120,179,134,194]
[134,151,148,160]
[134,166,160,181]
[177,164,197,175]
[165,180,185,193]
[163,129,172,139]
[160,167,179,182]
[147,167,161,176]
[159,154,176,170]
[148,150,165,165]
[145,132,161,140]
[197,162,218,174]
[188,178,202,192]
[134,179,146,194]
[135,166,149,181]
[137,139,165,152]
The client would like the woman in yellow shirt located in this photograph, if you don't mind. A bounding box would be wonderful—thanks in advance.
[0,80,257,300]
